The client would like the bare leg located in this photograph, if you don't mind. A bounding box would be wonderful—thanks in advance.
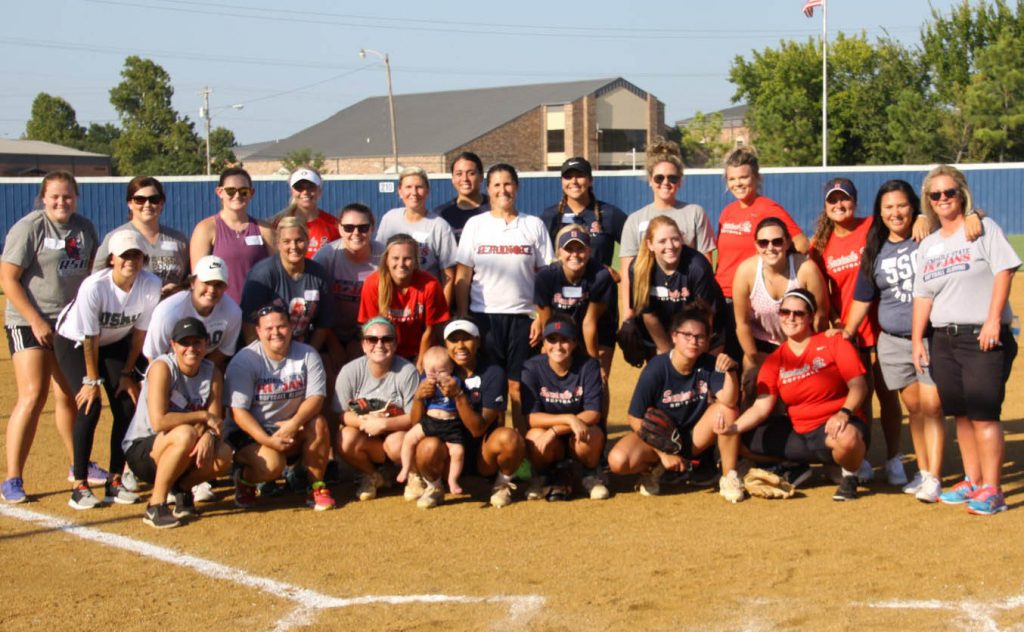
[446,442,465,494]
[397,424,425,483]
[148,425,199,505]
[5,349,51,479]
[972,419,1004,489]
[953,416,981,483]
[49,355,76,464]
[872,351,903,459]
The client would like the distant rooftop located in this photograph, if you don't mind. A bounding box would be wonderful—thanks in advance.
[676,103,748,127]
[0,139,108,158]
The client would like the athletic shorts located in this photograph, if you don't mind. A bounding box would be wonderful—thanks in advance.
[743,414,867,465]
[754,338,779,354]
[720,299,743,362]
[124,435,160,485]
[469,312,535,381]
[876,331,935,391]
[929,325,1017,420]
[463,422,502,477]
[421,416,470,445]
[5,319,57,355]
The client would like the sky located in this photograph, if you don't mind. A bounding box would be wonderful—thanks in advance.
[1,0,969,147]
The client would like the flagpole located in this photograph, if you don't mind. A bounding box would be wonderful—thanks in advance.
[821,0,828,167]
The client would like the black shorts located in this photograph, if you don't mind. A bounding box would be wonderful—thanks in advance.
[226,428,256,452]
[124,435,160,484]
[469,312,535,381]
[463,421,502,477]
[743,414,867,465]
[754,338,779,354]
[421,416,470,445]
[720,299,744,362]
[930,325,1017,420]
[5,319,56,355]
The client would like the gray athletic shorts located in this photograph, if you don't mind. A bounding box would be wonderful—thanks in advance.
[876,331,935,391]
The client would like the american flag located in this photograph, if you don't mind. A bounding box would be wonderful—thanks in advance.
[803,0,823,17]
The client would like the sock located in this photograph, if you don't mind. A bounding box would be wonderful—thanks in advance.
[841,468,856,478]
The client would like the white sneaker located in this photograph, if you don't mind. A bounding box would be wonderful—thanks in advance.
[856,460,874,484]
[582,474,610,500]
[915,474,942,503]
[526,476,548,501]
[356,469,384,501]
[902,471,925,495]
[416,478,444,509]
[638,464,665,497]
[718,469,745,504]
[121,467,140,492]
[489,477,517,508]
[192,481,216,503]
[403,472,426,502]
[885,455,908,486]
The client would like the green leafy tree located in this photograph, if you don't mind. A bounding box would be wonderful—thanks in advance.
[24,93,86,148]
[280,147,327,173]
[81,123,121,158]
[208,126,239,173]
[678,112,733,168]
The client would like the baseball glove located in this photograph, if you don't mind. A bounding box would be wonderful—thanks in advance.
[617,317,648,368]
[348,398,404,417]
[637,407,683,455]
[743,467,796,499]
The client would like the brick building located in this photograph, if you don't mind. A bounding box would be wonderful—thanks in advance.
[242,77,665,175]
[0,139,111,177]
[676,104,750,149]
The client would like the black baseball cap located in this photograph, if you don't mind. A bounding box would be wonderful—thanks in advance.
[560,157,592,178]
[171,317,209,343]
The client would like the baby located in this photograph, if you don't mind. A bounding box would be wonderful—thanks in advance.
[397,347,469,494]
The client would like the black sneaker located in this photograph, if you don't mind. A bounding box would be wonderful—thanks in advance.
[172,490,197,519]
[832,475,859,501]
[686,456,719,487]
[545,464,572,502]
[781,464,813,489]
[143,503,180,529]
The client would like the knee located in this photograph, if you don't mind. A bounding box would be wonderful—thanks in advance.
[339,426,361,453]
[488,427,524,456]
[607,443,629,474]
[415,436,447,465]
[838,426,865,454]
[168,424,200,449]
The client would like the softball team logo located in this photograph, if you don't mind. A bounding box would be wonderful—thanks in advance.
[65,236,81,260]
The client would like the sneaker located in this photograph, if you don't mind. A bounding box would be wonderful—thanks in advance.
[68,484,100,510]
[856,460,874,484]
[257,480,285,498]
[284,465,309,494]
[687,457,719,487]
[885,455,908,486]
[719,470,746,504]
[67,461,109,486]
[192,481,216,503]
[582,473,610,501]
[172,490,197,519]
[780,463,814,489]
[832,475,859,501]
[1,477,26,503]
[526,475,549,501]
[915,473,942,503]
[546,465,572,502]
[638,464,666,497]
[103,475,140,505]
[308,482,336,511]
[121,467,140,492]
[489,478,517,508]
[416,478,444,509]
[902,471,925,495]
[143,503,180,529]
[403,472,426,502]
[356,469,384,502]
[939,478,976,505]
[233,471,258,509]
[966,486,1007,516]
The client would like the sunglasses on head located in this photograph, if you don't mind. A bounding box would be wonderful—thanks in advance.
[756,237,786,249]
[341,223,371,234]
[222,186,253,199]
[130,194,164,205]
[652,174,681,185]
[927,188,958,202]
[255,304,287,319]
[363,335,395,345]
[778,308,809,319]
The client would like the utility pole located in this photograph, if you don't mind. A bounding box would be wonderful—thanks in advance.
[199,86,212,176]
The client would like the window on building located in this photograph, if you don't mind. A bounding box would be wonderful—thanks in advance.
[547,129,565,153]
[599,129,646,153]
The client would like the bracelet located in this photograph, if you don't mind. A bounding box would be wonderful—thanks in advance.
[82,376,104,386]
[206,428,220,439]
[839,407,853,418]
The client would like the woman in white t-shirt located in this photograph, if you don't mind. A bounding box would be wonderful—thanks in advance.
[454,163,553,434]
[55,230,162,510]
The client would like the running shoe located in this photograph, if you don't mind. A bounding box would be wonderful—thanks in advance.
[832,475,859,501]
[172,490,197,519]
[308,482,336,511]
[966,486,1007,516]
[1,477,26,503]
[416,478,444,509]
[67,461,109,486]
[582,472,610,501]
[68,484,100,510]
[638,464,666,497]
[526,475,549,501]
[939,478,976,505]
[257,480,285,498]
[718,470,746,504]
[915,473,942,503]
[143,503,180,529]
[489,477,517,508]
[284,464,309,494]
[121,467,140,492]
[403,472,426,502]
[885,455,908,486]
[356,469,384,502]
[856,460,874,484]
[192,481,216,503]
[233,471,257,509]
[686,457,719,487]
[103,475,140,505]
[902,471,925,495]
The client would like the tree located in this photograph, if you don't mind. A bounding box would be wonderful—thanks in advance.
[81,123,121,158]
[280,147,327,173]
[678,112,733,168]
[24,93,85,148]
[208,126,239,173]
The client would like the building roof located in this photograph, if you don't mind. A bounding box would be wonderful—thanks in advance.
[248,77,644,160]
[0,139,108,158]
[676,103,749,128]
[233,140,280,161]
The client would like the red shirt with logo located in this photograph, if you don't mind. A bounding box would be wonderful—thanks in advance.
[304,211,341,258]
[358,269,450,359]
[815,216,878,346]
[757,332,865,434]
[716,196,803,298]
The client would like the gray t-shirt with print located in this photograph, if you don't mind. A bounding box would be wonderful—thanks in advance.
[375,208,458,283]
[225,339,326,434]
[332,354,419,414]
[122,353,216,451]
[93,222,190,287]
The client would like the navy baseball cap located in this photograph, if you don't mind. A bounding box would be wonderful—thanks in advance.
[824,178,857,202]
[543,318,578,340]
[558,228,591,250]
[171,317,209,343]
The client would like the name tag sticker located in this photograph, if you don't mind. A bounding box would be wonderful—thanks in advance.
[357,270,373,281]
[170,391,187,409]
[464,376,482,390]
[927,244,944,256]
[638,220,650,234]
[245,235,263,246]
[412,231,429,243]
[653,286,669,298]
[562,285,583,298]
[160,240,178,251]
[45,238,65,250]
[561,213,576,224]
[304,290,320,301]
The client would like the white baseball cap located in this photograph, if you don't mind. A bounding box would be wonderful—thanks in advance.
[108,230,146,257]
[193,255,229,284]
[443,319,480,340]
[289,168,322,188]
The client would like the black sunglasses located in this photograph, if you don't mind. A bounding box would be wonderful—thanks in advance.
[130,194,164,205]
[927,188,959,202]
[778,308,809,318]
[341,223,372,234]
[222,186,253,198]
[653,174,681,185]
[756,237,786,249]
[363,335,395,345]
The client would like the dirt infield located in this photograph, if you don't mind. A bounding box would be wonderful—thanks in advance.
[4,287,1024,631]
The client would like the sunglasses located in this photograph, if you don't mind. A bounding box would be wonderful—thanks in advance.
[363,335,395,345]
[174,337,207,348]
[255,304,287,318]
[927,188,959,202]
[130,194,164,205]
[673,330,707,343]
[756,237,786,249]
[222,186,253,199]
[292,182,319,193]
[341,223,372,234]
[778,308,809,319]
[652,174,681,185]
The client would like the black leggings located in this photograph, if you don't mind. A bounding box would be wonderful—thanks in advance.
[55,334,142,483]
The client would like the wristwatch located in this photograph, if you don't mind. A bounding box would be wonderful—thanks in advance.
[838,407,853,418]
[82,376,104,386]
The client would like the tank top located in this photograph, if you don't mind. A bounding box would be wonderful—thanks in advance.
[749,254,800,345]
[213,214,268,304]
[121,353,215,451]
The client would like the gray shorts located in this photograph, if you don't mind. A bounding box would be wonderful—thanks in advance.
[876,331,935,391]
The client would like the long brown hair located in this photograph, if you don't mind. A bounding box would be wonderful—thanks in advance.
[378,233,420,315]
[632,215,682,313]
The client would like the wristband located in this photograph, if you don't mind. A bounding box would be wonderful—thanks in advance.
[838,407,853,418]
[82,376,104,386]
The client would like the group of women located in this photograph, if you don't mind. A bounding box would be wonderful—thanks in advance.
[1,144,1017,519]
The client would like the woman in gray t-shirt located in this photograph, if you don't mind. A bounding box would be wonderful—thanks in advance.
[1,171,98,504]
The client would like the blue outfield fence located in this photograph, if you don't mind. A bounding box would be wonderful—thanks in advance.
[1,163,1023,247]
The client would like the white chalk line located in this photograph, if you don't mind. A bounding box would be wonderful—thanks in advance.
[864,594,1024,632]
[0,504,545,631]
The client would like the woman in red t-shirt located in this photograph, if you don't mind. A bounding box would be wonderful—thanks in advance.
[718,289,869,501]
[272,167,340,259]
[358,234,450,369]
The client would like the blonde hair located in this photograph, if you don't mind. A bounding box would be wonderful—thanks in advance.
[398,166,430,189]
[645,137,684,180]
[722,146,762,192]
[632,215,682,313]
[275,215,309,241]
[921,164,974,226]
[378,234,420,315]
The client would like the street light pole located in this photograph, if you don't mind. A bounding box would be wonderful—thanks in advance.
[359,48,399,174]
[199,87,244,176]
